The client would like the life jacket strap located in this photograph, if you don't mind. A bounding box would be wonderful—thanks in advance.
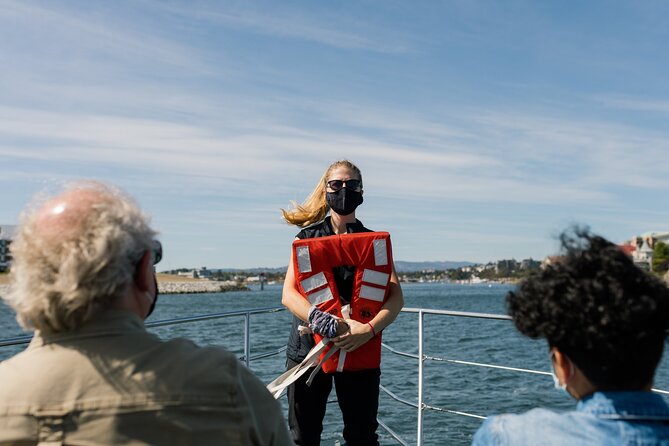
[266,338,338,399]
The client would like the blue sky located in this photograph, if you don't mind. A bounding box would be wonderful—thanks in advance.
[1,0,668,269]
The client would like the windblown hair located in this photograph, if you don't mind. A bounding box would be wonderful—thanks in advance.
[281,159,362,227]
[5,181,156,333]
[507,227,669,390]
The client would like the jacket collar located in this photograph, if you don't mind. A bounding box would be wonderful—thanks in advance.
[577,391,669,420]
[29,310,146,349]
[324,215,365,235]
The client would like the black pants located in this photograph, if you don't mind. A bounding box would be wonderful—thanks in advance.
[287,358,381,446]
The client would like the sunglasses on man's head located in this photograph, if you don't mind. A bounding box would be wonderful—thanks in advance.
[327,179,362,191]
[151,240,162,265]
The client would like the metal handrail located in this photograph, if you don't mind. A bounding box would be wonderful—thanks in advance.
[3,306,669,446]
[401,306,511,320]
[146,306,285,327]
[0,306,287,348]
[0,335,31,348]
[379,308,669,445]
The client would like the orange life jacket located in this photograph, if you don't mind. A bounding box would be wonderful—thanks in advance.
[292,231,393,372]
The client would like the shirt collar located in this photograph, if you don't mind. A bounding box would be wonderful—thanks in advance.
[29,309,146,349]
[324,215,365,235]
[577,391,669,420]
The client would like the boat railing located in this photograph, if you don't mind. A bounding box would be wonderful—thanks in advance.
[2,306,669,446]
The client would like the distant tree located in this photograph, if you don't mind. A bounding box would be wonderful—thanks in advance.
[212,270,236,281]
[652,241,669,273]
[447,269,472,281]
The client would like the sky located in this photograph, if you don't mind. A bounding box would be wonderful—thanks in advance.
[1,0,668,270]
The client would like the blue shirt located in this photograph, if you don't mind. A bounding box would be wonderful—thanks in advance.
[472,391,669,445]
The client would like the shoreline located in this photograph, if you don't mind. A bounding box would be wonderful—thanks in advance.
[0,280,249,299]
[158,281,249,294]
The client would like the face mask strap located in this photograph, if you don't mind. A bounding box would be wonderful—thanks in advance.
[550,350,574,393]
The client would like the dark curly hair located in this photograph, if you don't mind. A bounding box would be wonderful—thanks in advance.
[507,227,669,390]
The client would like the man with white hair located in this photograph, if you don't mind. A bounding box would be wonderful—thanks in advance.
[0,181,293,445]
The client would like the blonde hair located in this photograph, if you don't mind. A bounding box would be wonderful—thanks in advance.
[5,181,157,333]
[281,160,362,227]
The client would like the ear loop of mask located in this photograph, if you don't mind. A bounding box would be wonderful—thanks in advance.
[133,250,159,319]
[145,274,159,318]
[550,351,574,394]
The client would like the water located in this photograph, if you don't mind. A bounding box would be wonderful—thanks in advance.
[2,283,669,445]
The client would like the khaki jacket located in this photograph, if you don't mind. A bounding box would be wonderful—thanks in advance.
[0,310,293,446]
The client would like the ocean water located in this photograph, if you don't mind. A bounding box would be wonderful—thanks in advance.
[2,282,669,445]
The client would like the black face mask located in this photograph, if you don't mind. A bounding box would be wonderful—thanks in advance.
[326,188,363,216]
[146,275,159,319]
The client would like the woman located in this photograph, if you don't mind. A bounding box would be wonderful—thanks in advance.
[281,159,404,446]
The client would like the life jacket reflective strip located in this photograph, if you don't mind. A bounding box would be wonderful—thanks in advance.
[292,231,393,372]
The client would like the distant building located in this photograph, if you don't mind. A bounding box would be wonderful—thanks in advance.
[176,268,213,279]
[617,243,636,257]
[642,231,669,245]
[197,267,212,279]
[634,240,654,271]
[0,225,17,272]
[625,231,669,271]
[495,259,517,274]
[520,258,540,270]
[177,270,198,278]
[541,256,562,268]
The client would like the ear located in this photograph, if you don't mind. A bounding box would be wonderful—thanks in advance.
[551,348,573,386]
[134,250,153,293]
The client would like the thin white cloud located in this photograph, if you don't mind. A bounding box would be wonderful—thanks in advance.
[0,0,211,73]
[2,97,668,212]
[595,95,669,114]
[0,105,494,171]
[151,1,412,54]
[459,108,669,188]
[2,1,668,268]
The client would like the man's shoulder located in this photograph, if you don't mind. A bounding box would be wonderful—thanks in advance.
[156,338,247,381]
[0,337,291,444]
[158,338,277,397]
[472,407,583,446]
[471,404,666,446]
[0,333,270,390]
[0,347,31,379]
[161,339,290,438]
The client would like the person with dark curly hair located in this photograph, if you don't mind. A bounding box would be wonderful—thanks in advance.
[472,228,669,445]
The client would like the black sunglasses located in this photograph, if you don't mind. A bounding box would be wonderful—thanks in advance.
[150,240,163,265]
[327,179,362,191]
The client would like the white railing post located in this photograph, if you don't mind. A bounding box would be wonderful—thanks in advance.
[417,310,424,446]
[244,312,251,368]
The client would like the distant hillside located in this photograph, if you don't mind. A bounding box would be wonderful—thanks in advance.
[394,260,476,273]
[211,261,476,274]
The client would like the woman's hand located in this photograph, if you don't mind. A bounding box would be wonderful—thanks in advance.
[332,318,374,352]
[335,319,350,336]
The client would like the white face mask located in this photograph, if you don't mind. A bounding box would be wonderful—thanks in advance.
[550,364,569,393]
[550,352,570,395]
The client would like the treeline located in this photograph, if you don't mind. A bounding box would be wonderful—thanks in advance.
[400,258,542,282]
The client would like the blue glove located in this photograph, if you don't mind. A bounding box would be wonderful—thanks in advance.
[307,306,339,338]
